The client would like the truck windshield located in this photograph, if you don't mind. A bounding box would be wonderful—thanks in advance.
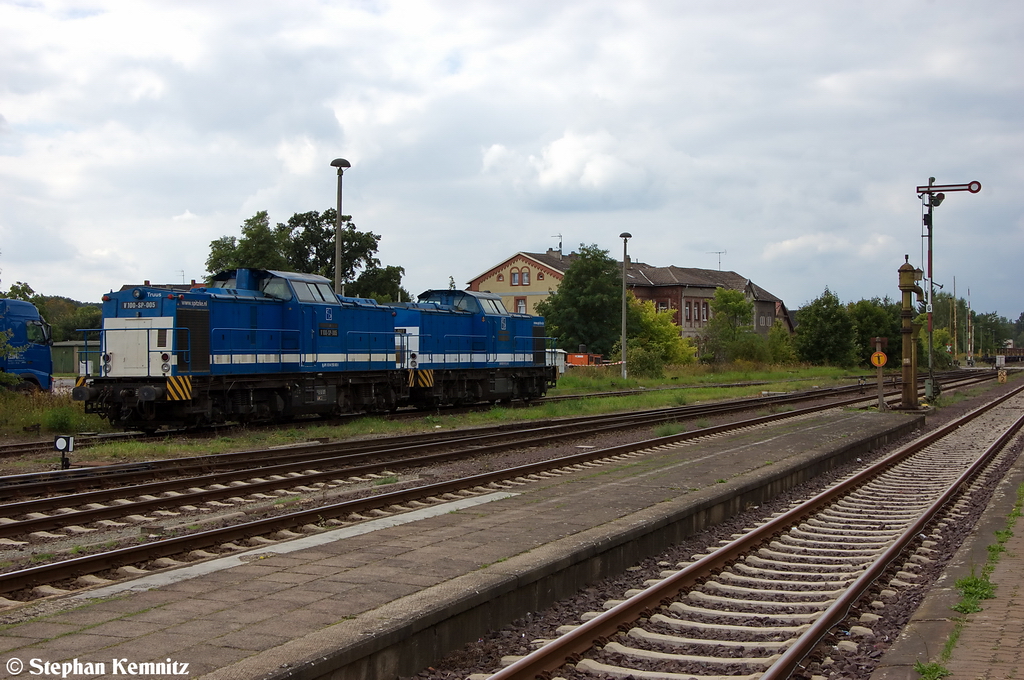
[26,320,50,345]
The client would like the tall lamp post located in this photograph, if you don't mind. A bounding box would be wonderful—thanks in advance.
[331,158,351,295]
[916,177,981,399]
[619,232,632,380]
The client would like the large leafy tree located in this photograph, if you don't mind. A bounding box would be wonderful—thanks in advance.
[347,265,413,302]
[206,211,288,273]
[794,287,857,366]
[205,209,385,288]
[535,244,621,357]
[274,209,381,283]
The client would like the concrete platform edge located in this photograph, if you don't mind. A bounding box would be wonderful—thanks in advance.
[204,413,923,680]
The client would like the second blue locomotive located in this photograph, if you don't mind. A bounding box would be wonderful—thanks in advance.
[72,268,556,430]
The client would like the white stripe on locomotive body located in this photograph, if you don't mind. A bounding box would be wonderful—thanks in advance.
[415,353,532,366]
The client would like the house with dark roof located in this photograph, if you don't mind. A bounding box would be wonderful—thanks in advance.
[625,263,793,339]
[466,249,792,338]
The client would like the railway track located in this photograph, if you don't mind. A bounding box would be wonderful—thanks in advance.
[0,372,989,495]
[0,373,996,609]
[481,383,1024,680]
[0,371,956,460]
[0,373,991,535]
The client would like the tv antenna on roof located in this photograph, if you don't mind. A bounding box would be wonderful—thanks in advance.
[707,250,726,270]
[552,233,563,253]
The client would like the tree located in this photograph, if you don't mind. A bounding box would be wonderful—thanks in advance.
[535,244,620,357]
[205,209,385,288]
[206,211,289,274]
[50,305,102,342]
[767,319,796,364]
[612,296,696,376]
[793,288,857,366]
[274,209,381,283]
[1,281,36,301]
[347,265,412,302]
[703,288,768,363]
[848,297,902,367]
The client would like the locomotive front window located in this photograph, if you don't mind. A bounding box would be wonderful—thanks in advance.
[294,281,338,303]
[261,278,293,301]
[480,299,507,315]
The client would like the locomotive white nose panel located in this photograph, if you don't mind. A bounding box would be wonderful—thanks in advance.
[103,317,174,377]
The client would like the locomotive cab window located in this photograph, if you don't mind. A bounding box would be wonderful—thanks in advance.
[261,278,292,301]
[480,298,508,315]
[295,281,339,303]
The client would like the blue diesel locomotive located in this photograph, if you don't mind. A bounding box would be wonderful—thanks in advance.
[72,268,556,430]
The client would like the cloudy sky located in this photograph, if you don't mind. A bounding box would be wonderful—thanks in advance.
[1,0,1021,318]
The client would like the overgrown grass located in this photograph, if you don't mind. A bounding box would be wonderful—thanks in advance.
[550,362,868,395]
[653,422,686,437]
[0,390,110,436]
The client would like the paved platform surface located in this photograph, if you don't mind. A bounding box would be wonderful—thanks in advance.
[870,434,1024,680]
[0,409,917,680]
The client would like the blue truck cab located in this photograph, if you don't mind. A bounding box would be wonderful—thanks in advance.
[0,299,53,391]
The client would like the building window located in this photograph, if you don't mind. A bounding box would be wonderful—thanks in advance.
[702,302,709,322]
[521,269,530,285]
[657,301,668,312]
[511,270,520,286]
[685,302,691,323]
[515,297,526,314]
[496,274,504,281]
[537,272,544,281]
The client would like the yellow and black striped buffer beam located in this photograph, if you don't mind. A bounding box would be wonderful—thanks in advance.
[408,369,435,388]
[165,376,193,401]
[75,377,88,388]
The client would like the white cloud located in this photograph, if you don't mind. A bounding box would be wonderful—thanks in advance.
[0,0,1021,316]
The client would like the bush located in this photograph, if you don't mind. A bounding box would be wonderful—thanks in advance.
[43,406,81,432]
[627,344,665,379]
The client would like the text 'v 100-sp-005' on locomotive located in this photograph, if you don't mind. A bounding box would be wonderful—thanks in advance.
[72,269,558,431]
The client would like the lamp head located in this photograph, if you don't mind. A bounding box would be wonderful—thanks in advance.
[931,192,945,207]
[619,232,632,240]
[331,158,351,171]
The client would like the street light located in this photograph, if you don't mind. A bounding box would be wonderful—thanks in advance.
[619,232,632,380]
[331,158,351,295]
